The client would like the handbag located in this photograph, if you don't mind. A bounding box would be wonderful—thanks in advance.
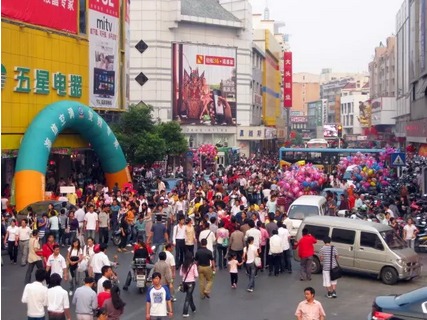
[221,237,229,248]
[33,239,43,256]
[178,264,193,293]
[329,246,342,281]
[254,256,262,268]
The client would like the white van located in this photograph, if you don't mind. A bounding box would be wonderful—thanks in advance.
[294,216,421,285]
[287,195,327,238]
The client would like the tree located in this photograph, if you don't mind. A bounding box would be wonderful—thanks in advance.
[113,103,188,165]
[156,121,188,157]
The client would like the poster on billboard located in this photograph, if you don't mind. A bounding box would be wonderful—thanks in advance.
[172,43,237,126]
[2,0,78,33]
[89,0,120,109]
[323,124,338,137]
[283,51,293,108]
[124,0,131,109]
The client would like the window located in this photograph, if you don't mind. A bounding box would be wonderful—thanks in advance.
[331,228,355,245]
[360,232,384,250]
[305,225,329,241]
[287,205,319,220]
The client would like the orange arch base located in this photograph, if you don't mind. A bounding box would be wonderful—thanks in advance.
[15,170,46,211]
[15,167,131,212]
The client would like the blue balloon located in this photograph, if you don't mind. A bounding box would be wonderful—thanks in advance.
[311,181,317,188]
[302,181,309,187]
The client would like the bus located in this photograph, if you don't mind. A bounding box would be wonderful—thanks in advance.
[279,147,385,173]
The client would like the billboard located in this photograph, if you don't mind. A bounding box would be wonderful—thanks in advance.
[88,0,120,109]
[323,125,338,137]
[172,43,237,126]
[283,51,293,108]
[2,0,78,33]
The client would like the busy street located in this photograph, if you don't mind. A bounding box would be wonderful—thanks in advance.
[3,0,427,320]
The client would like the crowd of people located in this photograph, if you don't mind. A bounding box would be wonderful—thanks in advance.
[2,154,370,320]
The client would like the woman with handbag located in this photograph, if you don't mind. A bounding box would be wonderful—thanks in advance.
[67,238,83,295]
[180,253,198,317]
[242,236,258,293]
[25,230,44,284]
[319,236,339,299]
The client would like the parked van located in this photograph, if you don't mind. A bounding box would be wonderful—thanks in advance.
[287,195,327,238]
[294,216,421,285]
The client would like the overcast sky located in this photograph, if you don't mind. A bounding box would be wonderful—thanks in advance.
[249,0,403,74]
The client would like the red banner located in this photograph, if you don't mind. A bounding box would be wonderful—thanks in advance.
[89,0,119,17]
[283,51,293,108]
[2,0,78,33]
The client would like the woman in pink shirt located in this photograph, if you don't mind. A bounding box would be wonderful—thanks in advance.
[180,253,199,317]
[257,221,269,269]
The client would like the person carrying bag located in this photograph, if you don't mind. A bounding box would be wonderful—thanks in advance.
[179,253,198,317]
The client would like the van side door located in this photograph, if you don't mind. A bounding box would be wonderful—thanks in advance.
[354,231,387,273]
[331,228,356,269]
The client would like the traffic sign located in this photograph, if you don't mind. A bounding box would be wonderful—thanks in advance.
[390,152,406,167]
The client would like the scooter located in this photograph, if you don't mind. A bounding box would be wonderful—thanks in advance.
[134,258,150,293]
[112,229,121,246]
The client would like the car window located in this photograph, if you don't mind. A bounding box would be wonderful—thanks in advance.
[380,230,407,250]
[360,232,384,250]
[288,205,319,220]
[331,228,355,245]
[305,225,329,241]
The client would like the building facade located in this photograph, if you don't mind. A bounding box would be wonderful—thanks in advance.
[129,0,253,149]
[395,0,410,145]
[292,73,321,115]
[1,0,131,208]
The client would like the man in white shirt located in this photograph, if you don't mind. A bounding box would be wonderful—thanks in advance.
[164,243,177,302]
[96,265,113,294]
[199,222,216,253]
[172,215,186,268]
[245,220,261,250]
[84,204,98,240]
[17,219,32,266]
[74,203,86,231]
[47,273,71,320]
[22,269,48,320]
[157,177,166,194]
[268,229,283,276]
[277,222,292,273]
[90,243,111,283]
[46,244,68,281]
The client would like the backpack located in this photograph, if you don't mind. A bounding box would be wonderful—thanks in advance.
[222,237,229,248]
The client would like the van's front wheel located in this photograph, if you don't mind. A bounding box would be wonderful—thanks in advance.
[380,266,398,285]
[311,256,322,274]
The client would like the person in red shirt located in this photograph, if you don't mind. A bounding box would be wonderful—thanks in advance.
[296,228,317,281]
[98,279,112,307]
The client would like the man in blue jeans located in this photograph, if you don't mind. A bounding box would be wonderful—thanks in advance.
[147,215,169,263]
[22,269,48,320]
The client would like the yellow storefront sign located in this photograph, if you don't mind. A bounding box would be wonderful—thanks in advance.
[1,21,89,150]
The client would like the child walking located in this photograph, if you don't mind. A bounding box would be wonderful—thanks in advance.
[228,254,243,288]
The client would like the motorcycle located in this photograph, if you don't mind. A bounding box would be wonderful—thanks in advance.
[112,229,121,246]
[134,258,150,293]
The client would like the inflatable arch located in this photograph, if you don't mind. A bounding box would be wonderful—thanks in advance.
[15,101,131,211]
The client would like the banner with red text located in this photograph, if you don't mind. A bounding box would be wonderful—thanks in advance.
[2,0,78,33]
[89,0,120,109]
[283,51,293,108]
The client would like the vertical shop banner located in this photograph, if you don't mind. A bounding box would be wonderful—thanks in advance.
[172,43,237,126]
[2,0,77,33]
[283,51,293,108]
[89,0,120,109]
[124,0,131,109]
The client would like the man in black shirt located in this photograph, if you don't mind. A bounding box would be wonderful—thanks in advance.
[195,238,215,299]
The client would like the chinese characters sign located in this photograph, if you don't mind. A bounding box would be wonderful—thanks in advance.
[2,0,78,33]
[196,55,235,66]
[13,66,82,98]
[89,0,120,109]
[283,51,293,108]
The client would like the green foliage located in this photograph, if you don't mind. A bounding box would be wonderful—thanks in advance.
[291,132,304,146]
[113,103,187,165]
[156,121,188,156]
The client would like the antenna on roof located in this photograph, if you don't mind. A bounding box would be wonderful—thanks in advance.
[264,0,270,19]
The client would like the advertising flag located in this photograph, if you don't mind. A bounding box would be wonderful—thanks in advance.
[88,0,120,109]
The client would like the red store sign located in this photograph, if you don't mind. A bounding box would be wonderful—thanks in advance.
[283,51,293,108]
[406,119,427,138]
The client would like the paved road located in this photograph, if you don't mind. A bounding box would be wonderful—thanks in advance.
[2,247,426,320]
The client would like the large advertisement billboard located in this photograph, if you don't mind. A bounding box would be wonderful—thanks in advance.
[2,0,78,33]
[88,0,120,109]
[172,43,237,126]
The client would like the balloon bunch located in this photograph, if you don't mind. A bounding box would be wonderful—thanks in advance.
[278,164,327,199]
[193,144,218,165]
[336,150,395,191]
